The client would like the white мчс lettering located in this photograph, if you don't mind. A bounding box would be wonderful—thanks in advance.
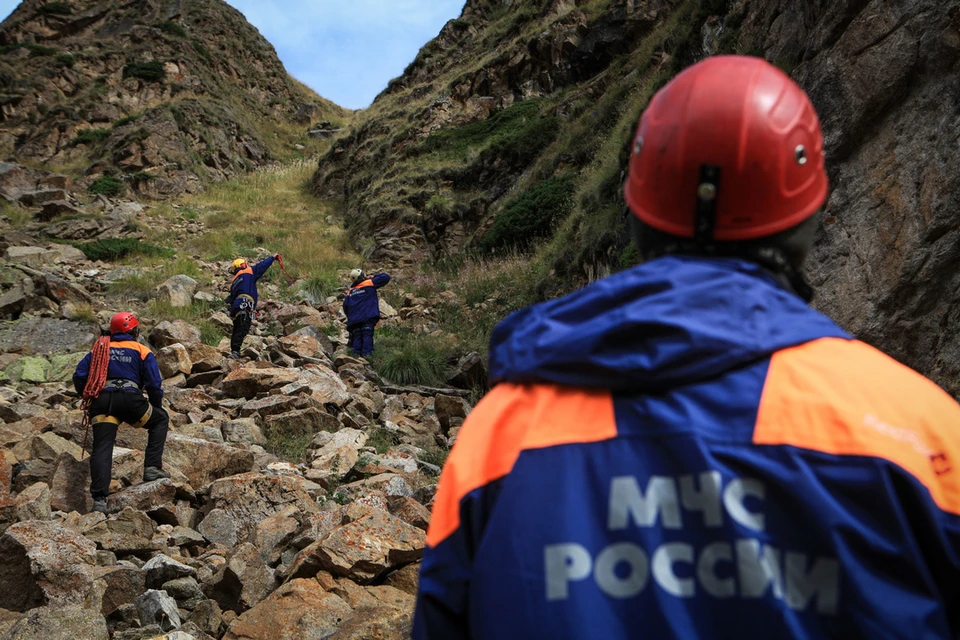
[545,473,840,615]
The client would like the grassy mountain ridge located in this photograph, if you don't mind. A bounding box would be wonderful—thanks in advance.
[0,0,350,198]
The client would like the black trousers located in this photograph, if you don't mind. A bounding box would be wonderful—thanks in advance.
[88,391,169,499]
[231,311,252,353]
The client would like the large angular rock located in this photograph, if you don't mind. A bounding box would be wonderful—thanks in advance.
[12,432,81,463]
[202,473,320,546]
[251,505,300,566]
[208,542,276,613]
[276,334,322,359]
[163,435,256,488]
[238,395,300,418]
[94,564,146,616]
[281,365,351,406]
[157,275,199,308]
[3,246,60,268]
[447,352,487,390]
[264,407,337,439]
[158,343,193,378]
[106,479,177,513]
[187,343,224,373]
[221,366,300,398]
[167,389,219,414]
[197,508,238,548]
[309,428,367,477]
[221,419,264,446]
[14,481,50,522]
[150,321,202,348]
[2,606,109,640]
[143,553,197,589]
[0,520,98,611]
[82,507,158,553]
[187,599,224,638]
[223,579,352,640]
[163,576,206,611]
[136,589,182,632]
[289,506,425,582]
[434,395,470,433]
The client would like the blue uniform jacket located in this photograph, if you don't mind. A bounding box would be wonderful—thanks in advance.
[227,257,274,314]
[413,256,960,639]
[73,333,164,407]
[343,273,391,326]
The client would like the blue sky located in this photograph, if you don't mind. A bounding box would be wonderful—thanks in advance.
[0,0,465,110]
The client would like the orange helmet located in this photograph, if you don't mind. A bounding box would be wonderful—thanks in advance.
[624,55,828,243]
[109,312,139,335]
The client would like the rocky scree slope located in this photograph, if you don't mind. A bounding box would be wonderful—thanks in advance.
[0,0,348,199]
[314,0,960,397]
[0,200,483,639]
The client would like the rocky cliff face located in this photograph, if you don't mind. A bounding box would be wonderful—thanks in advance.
[0,0,347,198]
[314,0,960,397]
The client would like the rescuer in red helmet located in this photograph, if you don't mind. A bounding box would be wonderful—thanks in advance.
[414,56,960,639]
[73,312,170,514]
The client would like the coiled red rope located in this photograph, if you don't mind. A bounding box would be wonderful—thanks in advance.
[80,336,112,458]
[275,254,305,284]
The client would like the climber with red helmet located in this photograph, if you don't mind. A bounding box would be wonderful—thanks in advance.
[414,56,960,638]
[73,312,170,514]
[226,255,280,360]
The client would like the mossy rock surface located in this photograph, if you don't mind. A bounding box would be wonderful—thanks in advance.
[5,356,50,383]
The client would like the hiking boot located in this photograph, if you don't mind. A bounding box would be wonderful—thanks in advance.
[143,467,172,482]
[228,351,242,360]
[92,498,109,515]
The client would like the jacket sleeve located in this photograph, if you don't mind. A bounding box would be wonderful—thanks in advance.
[372,273,391,288]
[413,386,518,639]
[72,351,92,396]
[141,352,164,407]
[252,257,275,280]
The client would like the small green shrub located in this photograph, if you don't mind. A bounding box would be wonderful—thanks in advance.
[27,44,56,57]
[481,176,576,253]
[425,194,454,217]
[88,176,125,197]
[72,128,110,145]
[155,21,187,38]
[197,320,224,347]
[122,61,165,83]
[419,448,449,472]
[366,427,398,454]
[131,171,155,182]
[420,99,550,159]
[112,114,140,128]
[264,427,313,463]
[191,40,212,61]
[370,329,454,386]
[37,2,72,16]
[302,272,338,301]
[55,53,75,67]
[73,238,173,261]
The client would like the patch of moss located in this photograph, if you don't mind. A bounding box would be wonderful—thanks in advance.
[481,176,576,253]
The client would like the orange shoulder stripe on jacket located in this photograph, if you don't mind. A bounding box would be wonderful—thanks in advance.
[232,267,253,280]
[110,340,152,360]
[351,279,374,290]
[426,383,617,547]
[755,337,960,515]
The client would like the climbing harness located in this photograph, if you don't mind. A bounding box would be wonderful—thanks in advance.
[80,335,112,459]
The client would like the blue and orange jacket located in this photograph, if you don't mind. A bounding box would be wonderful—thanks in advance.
[413,256,960,639]
[343,273,391,326]
[73,332,164,407]
[227,257,274,314]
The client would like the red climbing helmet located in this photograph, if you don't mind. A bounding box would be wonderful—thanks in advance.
[109,312,139,335]
[624,55,828,242]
